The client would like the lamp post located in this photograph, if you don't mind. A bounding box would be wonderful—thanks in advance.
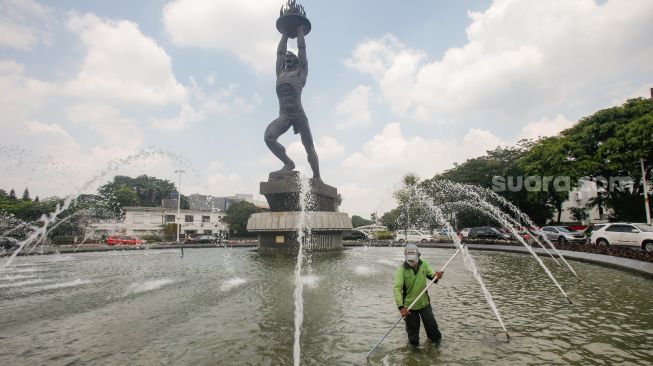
[175,169,185,243]
[641,159,651,225]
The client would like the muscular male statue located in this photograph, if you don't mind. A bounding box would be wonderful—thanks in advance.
[264,25,321,182]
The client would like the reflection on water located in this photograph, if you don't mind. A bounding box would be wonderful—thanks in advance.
[0,248,651,365]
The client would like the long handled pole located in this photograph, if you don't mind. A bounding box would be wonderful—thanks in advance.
[642,159,651,225]
[366,247,462,359]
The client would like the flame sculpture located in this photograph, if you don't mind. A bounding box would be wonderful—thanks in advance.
[277,0,311,38]
[280,0,306,17]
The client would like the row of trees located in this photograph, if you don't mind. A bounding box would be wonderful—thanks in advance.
[380,97,653,228]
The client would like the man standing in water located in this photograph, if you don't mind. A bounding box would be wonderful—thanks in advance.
[264,25,321,183]
[394,244,444,345]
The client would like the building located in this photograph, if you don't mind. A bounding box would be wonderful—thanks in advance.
[87,206,227,238]
[558,179,610,224]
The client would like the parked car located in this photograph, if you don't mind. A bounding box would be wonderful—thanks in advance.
[539,226,588,244]
[432,228,454,242]
[467,227,511,240]
[460,228,471,238]
[186,235,223,244]
[106,236,145,246]
[394,229,433,243]
[590,223,653,252]
[343,230,372,241]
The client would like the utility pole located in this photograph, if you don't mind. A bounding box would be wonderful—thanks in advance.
[175,169,185,243]
[641,159,651,224]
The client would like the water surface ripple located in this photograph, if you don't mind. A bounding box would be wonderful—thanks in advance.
[0,248,651,365]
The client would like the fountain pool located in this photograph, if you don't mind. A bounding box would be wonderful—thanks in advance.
[0,247,651,365]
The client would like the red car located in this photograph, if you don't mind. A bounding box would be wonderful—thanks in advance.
[106,236,145,246]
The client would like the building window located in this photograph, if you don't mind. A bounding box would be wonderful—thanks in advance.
[165,215,175,223]
[185,215,194,223]
[202,215,210,223]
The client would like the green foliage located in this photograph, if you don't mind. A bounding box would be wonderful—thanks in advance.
[430,142,553,225]
[163,223,178,241]
[558,98,653,222]
[22,187,30,201]
[518,136,575,223]
[374,230,394,240]
[351,215,373,228]
[380,208,401,231]
[223,201,264,235]
[140,235,163,243]
[568,207,589,222]
[98,175,189,214]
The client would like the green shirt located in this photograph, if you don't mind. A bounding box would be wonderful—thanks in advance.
[394,259,436,311]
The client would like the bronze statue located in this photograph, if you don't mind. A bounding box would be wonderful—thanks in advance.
[265,4,320,182]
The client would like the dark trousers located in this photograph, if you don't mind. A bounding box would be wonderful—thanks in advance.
[403,304,441,345]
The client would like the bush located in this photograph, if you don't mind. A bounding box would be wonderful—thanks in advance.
[140,235,163,243]
[375,231,394,240]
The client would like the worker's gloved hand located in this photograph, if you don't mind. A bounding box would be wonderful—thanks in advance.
[435,271,443,280]
[399,308,411,318]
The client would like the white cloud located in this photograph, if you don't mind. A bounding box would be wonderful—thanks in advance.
[287,136,346,164]
[0,0,53,50]
[339,123,507,215]
[151,81,261,131]
[0,60,51,121]
[65,13,187,106]
[65,103,143,152]
[345,0,653,127]
[335,85,372,130]
[163,0,279,73]
[517,114,574,141]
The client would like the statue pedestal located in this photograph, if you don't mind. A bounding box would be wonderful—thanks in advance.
[247,171,352,252]
[261,171,337,211]
[247,211,352,252]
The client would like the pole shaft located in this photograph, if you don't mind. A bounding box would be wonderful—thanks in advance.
[642,159,651,225]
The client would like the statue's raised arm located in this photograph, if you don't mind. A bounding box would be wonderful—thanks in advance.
[297,25,308,83]
[276,34,289,77]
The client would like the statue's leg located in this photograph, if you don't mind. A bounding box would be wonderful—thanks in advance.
[299,122,321,181]
[264,116,295,171]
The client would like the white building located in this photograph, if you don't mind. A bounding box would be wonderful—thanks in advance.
[558,180,609,224]
[88,206,228,238]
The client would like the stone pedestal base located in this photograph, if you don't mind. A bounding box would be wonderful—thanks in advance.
[261,171,337,211]
[247,211,352,252]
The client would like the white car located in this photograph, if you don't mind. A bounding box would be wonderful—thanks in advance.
[394,229,433,243]
[590,223,653,252]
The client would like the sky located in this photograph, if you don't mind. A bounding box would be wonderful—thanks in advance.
[0,0,652,217]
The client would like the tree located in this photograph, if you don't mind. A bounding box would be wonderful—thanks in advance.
[351,215,373,228]
[223,201,264,236]
[0,189,7,199]
[9,188,16,200]
[22,187,30,201]
[519,137,577,223]
[34,196,39,203]
[568,207,589,223]
[559,98,653,221]
[380,208,402,232]
[99,175,182,213]
[429,142,553,225]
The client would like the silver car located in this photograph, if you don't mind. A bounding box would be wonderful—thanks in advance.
[539,226,587,244]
